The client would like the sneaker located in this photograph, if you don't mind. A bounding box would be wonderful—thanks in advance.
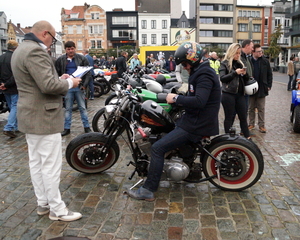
[37,205,50,215]
[84,127,91,133]
[248,125,255,130]
[259,127,267,133]
[61,129,70,136]
[89,97,94,100]
[126,186,155,202]
[3,131,17,138]
[49,208,82,222]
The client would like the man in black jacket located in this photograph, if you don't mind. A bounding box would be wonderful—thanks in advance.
[0,40,19,138]
[115,51,128,78]
[248,44,273,133]
[55,41,91,136]
[127,41,221,201]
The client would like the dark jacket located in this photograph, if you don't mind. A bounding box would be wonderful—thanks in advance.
[55,53,91,87]
[219,60,249,94]
[241,50,253,78]
[115,55,127,78]
[175,61,221,136]
[251,56,273,97]
[166,59,176,72]
[0,50,18,94]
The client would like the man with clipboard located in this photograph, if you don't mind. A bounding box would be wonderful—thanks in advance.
[55,41,92,136]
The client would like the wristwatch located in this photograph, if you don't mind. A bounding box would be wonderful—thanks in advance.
[173,95,178,102]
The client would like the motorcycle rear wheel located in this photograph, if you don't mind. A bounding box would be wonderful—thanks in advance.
[93,82,105,98]
[66,133,120,174]
[95,77,111,95]
[202,137,263,191]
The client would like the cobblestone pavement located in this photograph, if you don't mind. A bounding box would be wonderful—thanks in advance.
[1,71,300,240]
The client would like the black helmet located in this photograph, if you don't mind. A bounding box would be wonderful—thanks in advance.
[156,74,166,85]
[174,41,204,67]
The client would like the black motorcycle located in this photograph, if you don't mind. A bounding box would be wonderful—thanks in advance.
[66,86,264,191]
[0,92,9,114]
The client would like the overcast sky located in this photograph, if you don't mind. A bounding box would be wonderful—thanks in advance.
[1,0,272,32]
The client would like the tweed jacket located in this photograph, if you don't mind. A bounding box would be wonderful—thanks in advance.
[11,33,69,134]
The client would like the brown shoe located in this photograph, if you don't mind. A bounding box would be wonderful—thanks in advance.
[259,127,267,133]
[248,125,255,130]
[3,131,17,138]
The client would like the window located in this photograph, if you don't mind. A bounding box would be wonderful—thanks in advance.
[70,13,79,18]
[285,19,290,27]
[77,41,82,50]
[215,17,233,24]
[181,21,186,28]
[112,16,137,27]
[89,25,103,34]
[256,11,260,17]
[275,18,281,27]
[112,30,137,40]
[238,10,242,17]
[68,25,73,34]
[162,20,167,29]
[76,25,82,34]
[151,34,156,44]
[253,40,260,44]
[162,34,168,45]
[265,18,268,26]
[215,30,232,37]
[141,20,147,29]
[243,10,247,17]
[91,40,95,48]
[199,31,213,37]
[200,5,213,11]
[247,11,251,17]
[253,24,261,32]
[142,34,147,44]
[217,5,233,11]
[91,13,99,19]
[97,40,101,48]
[151,20,156,29]
[200,18,213,24]
[238,24,248,32]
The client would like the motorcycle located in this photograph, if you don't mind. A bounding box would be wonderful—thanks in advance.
[92,78,185,132]
[0,92,9,114]
[66,85,264,191]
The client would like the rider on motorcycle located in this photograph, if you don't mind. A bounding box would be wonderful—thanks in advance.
[127,41,222,201]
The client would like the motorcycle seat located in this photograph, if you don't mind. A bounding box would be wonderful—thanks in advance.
[166,78,178,83]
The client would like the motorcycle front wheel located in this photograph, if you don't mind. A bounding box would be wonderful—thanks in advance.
[93,82,105,98]
[95,77,111,95]
[66,133,120,174]
[202,137,264,191]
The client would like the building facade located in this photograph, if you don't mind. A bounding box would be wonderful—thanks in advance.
[0,12,8,54]
[61,3,107,51]
[197,0,237,52]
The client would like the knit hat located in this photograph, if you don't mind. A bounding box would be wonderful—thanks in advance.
[7,40,18,49]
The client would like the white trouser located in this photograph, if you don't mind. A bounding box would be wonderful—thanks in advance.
[26,133,66,214]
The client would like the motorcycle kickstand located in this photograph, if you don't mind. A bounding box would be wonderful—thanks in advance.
[129,178,144,190]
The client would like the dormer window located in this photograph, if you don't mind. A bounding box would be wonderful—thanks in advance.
[70,13,79,18]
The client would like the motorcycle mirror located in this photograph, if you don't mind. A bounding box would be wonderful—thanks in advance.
[136,87,142,93]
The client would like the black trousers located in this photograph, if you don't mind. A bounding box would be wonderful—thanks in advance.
[222,92,250,138]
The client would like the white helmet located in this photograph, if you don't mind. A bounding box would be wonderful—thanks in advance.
[244,77,258,95]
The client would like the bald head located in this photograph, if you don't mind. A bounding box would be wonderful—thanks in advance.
[31,20,56,48]
[32,20,55,34]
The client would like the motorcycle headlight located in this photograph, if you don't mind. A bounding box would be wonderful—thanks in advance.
[105,105,115,114]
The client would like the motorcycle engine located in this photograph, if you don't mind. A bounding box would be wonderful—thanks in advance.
[163,157,190,182]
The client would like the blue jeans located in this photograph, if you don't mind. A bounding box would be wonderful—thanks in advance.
[88,77,94,98]
[64,88,90,129]
[143,127,203,192]
[3,93,18,131]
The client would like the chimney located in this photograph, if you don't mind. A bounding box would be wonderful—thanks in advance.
[17,23,21,28]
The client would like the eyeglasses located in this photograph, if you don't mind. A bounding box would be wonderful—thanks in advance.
[255,50,262,53]
[47,31,57,45]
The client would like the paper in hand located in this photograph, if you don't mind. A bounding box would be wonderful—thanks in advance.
[72,66,93,78]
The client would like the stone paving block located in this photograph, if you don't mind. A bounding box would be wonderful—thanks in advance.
[168,226,183,240]
[137,212,152,225]
[169,202,183,213]
[183,207,199,219]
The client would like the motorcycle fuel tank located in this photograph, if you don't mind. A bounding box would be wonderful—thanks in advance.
[139,100,175,132]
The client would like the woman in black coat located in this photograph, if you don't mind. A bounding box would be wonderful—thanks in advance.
[219,43,251,139]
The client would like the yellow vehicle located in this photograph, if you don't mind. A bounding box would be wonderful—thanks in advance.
[139,46,179,66]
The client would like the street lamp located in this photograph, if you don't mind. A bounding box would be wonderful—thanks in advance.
[249,17,253,40]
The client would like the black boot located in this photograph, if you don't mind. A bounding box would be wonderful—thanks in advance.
[61,129,70,136]
[84,127,91,133]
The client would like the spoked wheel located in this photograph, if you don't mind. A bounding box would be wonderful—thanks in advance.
[66,133,120,174]
[202,137,264,191]
[95,77,111,95]
[109,78,119,91]
[93,82,105,98]
[92,107,111,132]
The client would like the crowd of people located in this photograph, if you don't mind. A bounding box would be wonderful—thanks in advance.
[0,16,278,219]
